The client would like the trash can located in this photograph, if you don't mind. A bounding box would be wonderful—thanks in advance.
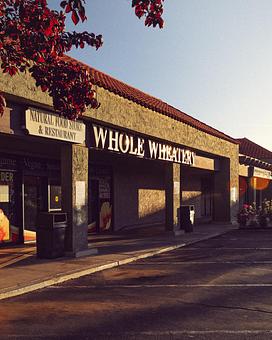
[180,205,195,233]
[36,212,67,259]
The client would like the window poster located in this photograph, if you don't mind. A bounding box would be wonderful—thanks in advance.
[0,185,9,203]
[89,165,112,232]
[49,185,62,211]
[99,177,112,231]
[99,178,111,199]
[0,208,10,242]
[99,201,112,231]
[0,170,19,244]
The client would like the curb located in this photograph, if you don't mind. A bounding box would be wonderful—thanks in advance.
[0,229,233,301]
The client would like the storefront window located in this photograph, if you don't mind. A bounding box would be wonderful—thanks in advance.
[23,176,42,243]
[0,154,61,246]
[0,170,19,244]
[89,165,112,233]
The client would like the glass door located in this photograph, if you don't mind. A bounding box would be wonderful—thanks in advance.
[201,178,213,219]
[88,175,113,233]
[88,179,99,233]
[23,176,45,242]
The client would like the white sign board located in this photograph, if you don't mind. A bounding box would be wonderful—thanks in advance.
[253,167,272,180]
[231,187,237,203]
[25,108,86,144]
[174,181,180,195]
[75,181,86,207]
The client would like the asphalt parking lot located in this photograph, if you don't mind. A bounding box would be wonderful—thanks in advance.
[2,229,272,339]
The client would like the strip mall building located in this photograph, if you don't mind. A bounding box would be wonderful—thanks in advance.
[238,138,272,208]
[0,56,245,255]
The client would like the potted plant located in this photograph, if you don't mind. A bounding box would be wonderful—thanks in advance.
[268,200,272,225]
[248,203,258,226]
[258,199,270,227]
[237,204,250,227]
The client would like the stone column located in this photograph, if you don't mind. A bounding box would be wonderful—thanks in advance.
[165,163,181,231]
[61,144,91,257]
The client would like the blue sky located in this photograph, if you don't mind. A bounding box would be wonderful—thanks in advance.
[66,0,272,150]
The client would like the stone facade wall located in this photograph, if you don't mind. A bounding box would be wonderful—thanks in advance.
[0,71,52,107]
[113,157,165,230]
[0,72,238,159]
[87,88,239,220]
[0,71,240,222]
[239,164,248,177]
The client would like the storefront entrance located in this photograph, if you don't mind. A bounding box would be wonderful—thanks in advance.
[201,178,213,220]
[24,176,42,232]
[23,175,61,242]
[0,153,61,246]
[88,165,112,233]
[24,176,47,242]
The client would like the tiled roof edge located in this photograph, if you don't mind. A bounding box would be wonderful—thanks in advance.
[236,138,272,159]
[63,55,238,145]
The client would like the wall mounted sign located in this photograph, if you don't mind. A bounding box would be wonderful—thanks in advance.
[251,167,272,180]
[25,108,86,144]
[91,124,196,166]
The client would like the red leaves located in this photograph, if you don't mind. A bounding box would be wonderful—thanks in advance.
[61,32,103,51]
[37,55,45,63]
[132,0,164,28]
[71,10,79,25]
[40,85,48,92]
[2,65,18,76]
[0,0,165,120]
[78,7,86,22]
[30,60,99,119]
[0,0,104,119]
[65,4,72,13]
[60,0,87,24]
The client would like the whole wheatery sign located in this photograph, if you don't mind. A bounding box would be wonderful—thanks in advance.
[92,124,195,166]
[25,108,86,144]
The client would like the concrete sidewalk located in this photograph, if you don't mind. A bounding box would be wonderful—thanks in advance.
[0,223,236,300]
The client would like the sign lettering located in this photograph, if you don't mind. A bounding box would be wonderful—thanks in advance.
[25,108,86,144]
[92,124,195,166]
[252,167,272,180]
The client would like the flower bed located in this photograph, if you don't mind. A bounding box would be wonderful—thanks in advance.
[237,200,272,228]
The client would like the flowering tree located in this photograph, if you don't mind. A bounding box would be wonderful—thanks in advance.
[0,0,164,119]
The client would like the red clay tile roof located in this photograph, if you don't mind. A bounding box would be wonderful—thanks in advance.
[237,138,272,161]
[63,55,237,144]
